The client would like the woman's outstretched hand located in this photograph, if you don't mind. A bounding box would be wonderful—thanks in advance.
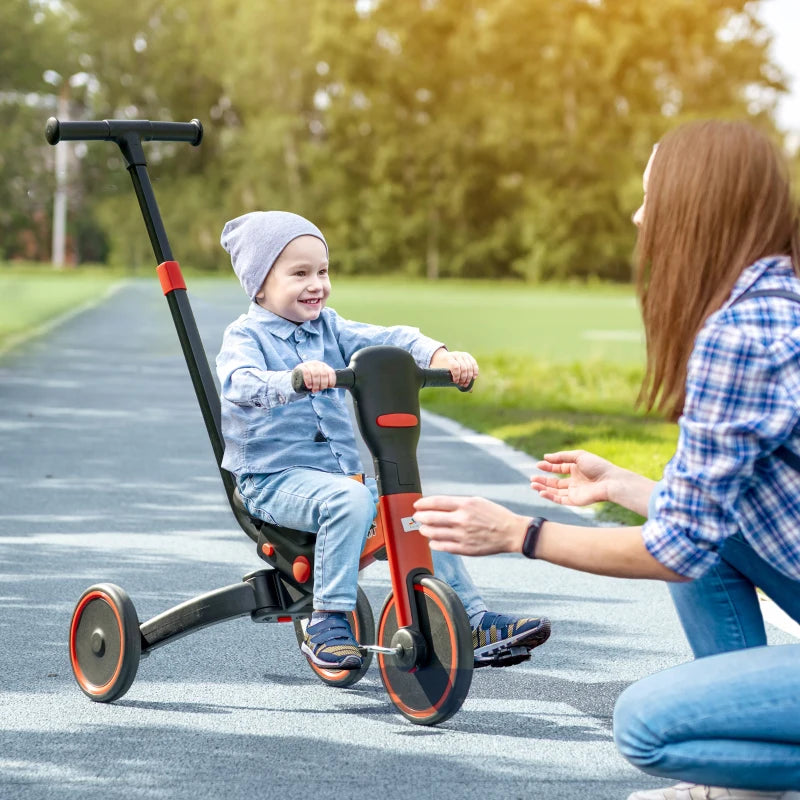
[531,450,618,507]
[531,450,655,517]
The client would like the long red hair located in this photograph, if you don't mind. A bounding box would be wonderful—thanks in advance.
[636,120,800,421]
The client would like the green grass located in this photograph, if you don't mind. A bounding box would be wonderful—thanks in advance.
[328,277,645,363]
[0,269,673,522]
[0,264,122,351]
[422,354,678,524]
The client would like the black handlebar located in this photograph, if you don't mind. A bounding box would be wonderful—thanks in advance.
[290,365,472,394]
[291,367,356,393]
[45,117,203,147]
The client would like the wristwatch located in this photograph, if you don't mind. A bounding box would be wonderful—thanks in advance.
[522,516,546,559]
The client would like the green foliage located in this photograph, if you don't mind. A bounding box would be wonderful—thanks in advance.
[1,0,789,279]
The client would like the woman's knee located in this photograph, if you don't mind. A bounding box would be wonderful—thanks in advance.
[613,682,667,770]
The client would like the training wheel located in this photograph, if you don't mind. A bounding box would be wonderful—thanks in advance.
[294,585,375,687]
[69,583,141,702]
[377,574,473,725]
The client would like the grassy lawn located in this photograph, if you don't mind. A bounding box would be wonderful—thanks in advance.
[0,268,675,521]
[0,264,122,351]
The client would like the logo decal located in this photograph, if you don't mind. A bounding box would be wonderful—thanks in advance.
[401,516,420,532]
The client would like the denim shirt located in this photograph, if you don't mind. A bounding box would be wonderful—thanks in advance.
[643,256,800,581]
[216,304,444,477]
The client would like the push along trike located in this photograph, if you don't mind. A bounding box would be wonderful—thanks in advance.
[47,116,489,724]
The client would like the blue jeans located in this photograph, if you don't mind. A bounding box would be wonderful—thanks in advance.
[668,532,800,657]
[613,644,800,790]
[239,468,486,616]
[647,480,800,656]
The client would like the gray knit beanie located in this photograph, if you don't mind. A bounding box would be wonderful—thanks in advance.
[220,211,328,300]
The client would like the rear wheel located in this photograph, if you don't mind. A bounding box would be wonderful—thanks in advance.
[294,585,374,687]
[69,583,141,702]
[377,574,473,725]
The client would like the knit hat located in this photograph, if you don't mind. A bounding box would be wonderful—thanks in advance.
[220,211,328,300]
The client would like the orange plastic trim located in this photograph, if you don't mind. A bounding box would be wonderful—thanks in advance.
[379,493,431,628]
[358,507,387,569]
[376,413,418,428]
[156,260,186,294]
[292,556,311,583]
[261,543,274,557]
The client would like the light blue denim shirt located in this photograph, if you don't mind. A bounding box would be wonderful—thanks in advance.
[216,303,444,477]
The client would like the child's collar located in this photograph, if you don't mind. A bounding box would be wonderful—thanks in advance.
[247,302,322,339]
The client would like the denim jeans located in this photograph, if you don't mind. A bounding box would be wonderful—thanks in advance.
[239,467,486,616]
[668,532,800,657]
[613,644,800,790]
[647,480,800,657]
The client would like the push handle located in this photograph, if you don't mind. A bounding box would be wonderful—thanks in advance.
[45,117,203,146]
[422,369,474,392]
[291,366,356,393]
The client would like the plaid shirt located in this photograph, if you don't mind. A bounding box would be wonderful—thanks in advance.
[644,255,800,580]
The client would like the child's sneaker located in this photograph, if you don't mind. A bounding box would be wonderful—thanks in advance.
[626,783,799,799]
[300,613,363,670]
[472,611,551,664]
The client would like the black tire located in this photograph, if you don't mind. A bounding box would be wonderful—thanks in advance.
[377,574,473,725]
[294,584,374,687]
[69,583,141,702]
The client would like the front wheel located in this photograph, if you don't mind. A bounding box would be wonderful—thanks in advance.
[377,574,473,725]
[69,583,141,702]
[294,584,374,687]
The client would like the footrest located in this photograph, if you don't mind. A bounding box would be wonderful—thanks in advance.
[474,646,531,669]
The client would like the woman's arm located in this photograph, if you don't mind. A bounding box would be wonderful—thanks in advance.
[412,495,687,582]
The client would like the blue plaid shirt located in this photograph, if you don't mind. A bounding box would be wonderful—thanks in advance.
[216,304,443,478]
[644,255,800,580]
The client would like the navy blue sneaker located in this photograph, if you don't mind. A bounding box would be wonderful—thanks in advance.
[472,612,551,665]
[300,613,363,670]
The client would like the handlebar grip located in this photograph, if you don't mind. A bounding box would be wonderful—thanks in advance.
[291,367,356,393]
[45,117,203,146]
[422,369,474,393]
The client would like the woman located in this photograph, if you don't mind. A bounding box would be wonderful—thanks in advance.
[412,120,800,799]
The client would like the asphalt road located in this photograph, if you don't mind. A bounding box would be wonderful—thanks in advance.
[1,280,794,800]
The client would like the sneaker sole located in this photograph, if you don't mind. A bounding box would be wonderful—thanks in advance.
[473,618,551,660]
[300,641,363,671]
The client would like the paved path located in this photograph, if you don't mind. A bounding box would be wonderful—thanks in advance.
[0,280,794,800]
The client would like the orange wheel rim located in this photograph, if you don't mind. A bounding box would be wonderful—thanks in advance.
[378,585,457,719]
[69,590,125,695]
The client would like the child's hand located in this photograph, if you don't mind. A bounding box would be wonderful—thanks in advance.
[430,348,479,388]
[298,360,337,392]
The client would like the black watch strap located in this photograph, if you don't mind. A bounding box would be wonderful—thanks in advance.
[522,516,546,559]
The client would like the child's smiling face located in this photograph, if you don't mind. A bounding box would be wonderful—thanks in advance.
[255,235,330,323]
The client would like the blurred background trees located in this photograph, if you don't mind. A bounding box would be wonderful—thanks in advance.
[0,0,790,280]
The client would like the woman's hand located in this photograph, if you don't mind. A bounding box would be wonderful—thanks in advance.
[429,347,479,389]
[530,450,618,507]
[412,495,528,556]
[297,360,337,393]
[531,450,655,517]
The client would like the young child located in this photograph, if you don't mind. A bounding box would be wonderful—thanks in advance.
[216,210,551,670]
